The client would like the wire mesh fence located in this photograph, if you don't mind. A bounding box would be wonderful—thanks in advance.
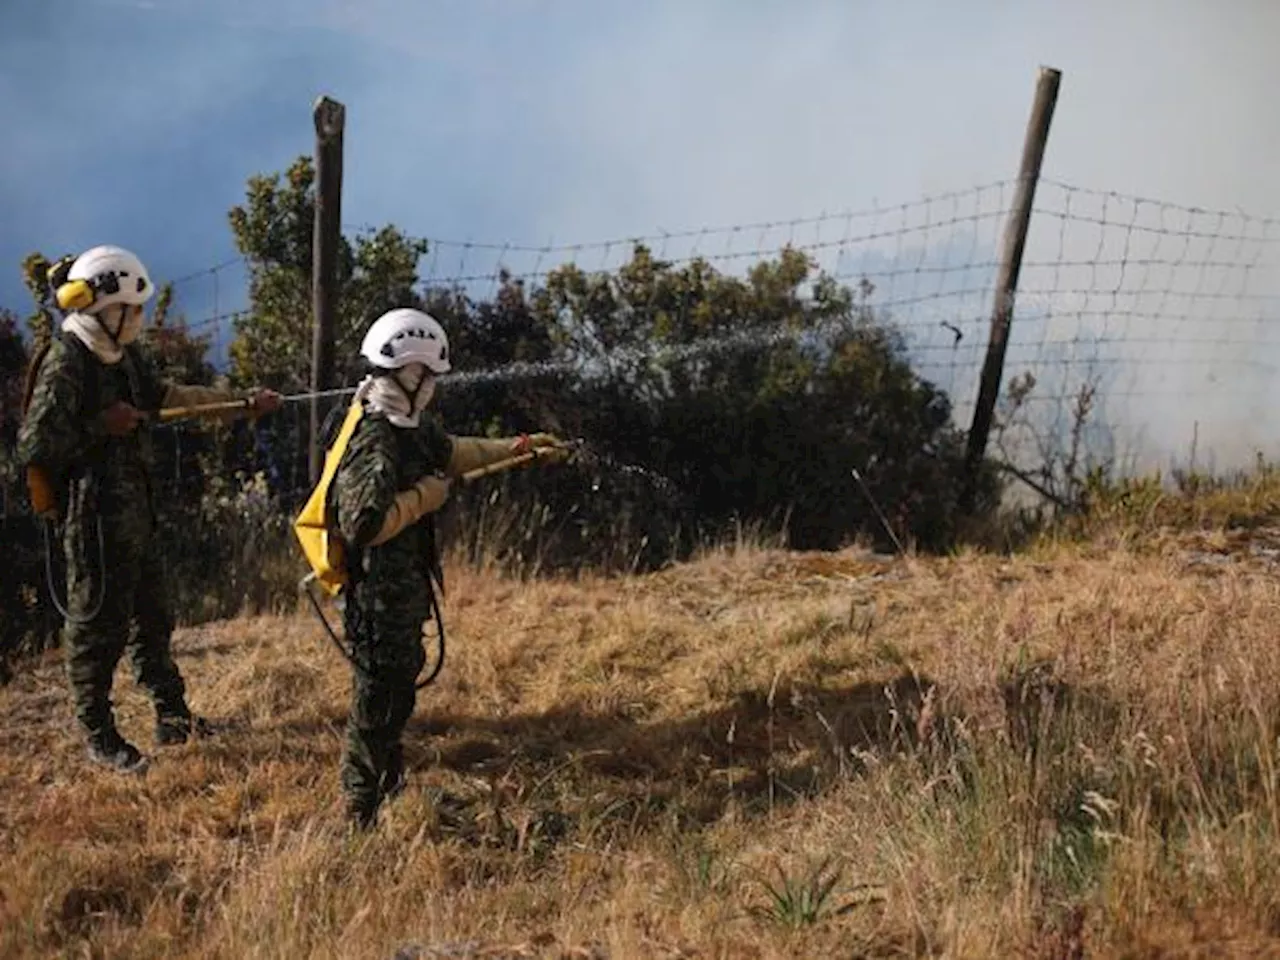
[3,174,1279,658]
[131,174,1280,487]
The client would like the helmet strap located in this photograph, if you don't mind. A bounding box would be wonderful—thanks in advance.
[92,305,125,345]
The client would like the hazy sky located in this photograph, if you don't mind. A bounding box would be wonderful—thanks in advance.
[2,0,1278,469]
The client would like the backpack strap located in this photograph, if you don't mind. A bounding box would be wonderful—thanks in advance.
[23,332,101,422]
[293,399,365,598]
[20,341,52,420]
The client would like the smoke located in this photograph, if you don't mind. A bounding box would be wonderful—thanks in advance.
[5,0,1279,475]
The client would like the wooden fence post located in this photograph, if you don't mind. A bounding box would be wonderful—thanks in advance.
[960,66,1061,513]
[310,95,345,484]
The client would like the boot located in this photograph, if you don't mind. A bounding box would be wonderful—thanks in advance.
[155,710,215,746]
[87,728,149,774]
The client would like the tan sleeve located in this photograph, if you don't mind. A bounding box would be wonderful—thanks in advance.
[160,383,250,425]
[366,475,451,546]
[445,436,520,477]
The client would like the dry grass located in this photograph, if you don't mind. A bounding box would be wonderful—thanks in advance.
[6,492,1280,958]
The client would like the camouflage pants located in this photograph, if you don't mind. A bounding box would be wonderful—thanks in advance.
[62,519,187,739]
[340,604,426,818]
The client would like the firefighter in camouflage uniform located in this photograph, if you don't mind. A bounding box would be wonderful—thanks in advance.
[16,244,282,774]
[329,308,567,828]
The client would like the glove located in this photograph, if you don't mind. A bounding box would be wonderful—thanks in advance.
[101,401,146,436]
[516,432,561,451]
[248,388,283,417]
[513,432,571,465]
[367,474,451,546]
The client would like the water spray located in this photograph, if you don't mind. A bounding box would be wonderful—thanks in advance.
[154,311,892,426]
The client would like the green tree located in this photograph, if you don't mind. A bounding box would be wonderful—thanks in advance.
[514,245,994,554]
[226,155,428,392]
[20,252,60,349]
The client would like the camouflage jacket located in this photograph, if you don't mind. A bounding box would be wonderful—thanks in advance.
[16,333,241,539]
[331,411,454,629]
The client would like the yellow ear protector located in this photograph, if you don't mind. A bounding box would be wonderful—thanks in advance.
[51,258,147,312]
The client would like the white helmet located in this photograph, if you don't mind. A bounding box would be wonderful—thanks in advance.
[360,308,451,374]
[59,245,155,314]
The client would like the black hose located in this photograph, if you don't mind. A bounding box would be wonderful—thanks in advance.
[301,574,445,689]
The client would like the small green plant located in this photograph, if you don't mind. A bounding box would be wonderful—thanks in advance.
[750,856,844,929]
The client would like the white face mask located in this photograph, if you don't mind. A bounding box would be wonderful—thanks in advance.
[60,303,144,365]
[356,362,437,428]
